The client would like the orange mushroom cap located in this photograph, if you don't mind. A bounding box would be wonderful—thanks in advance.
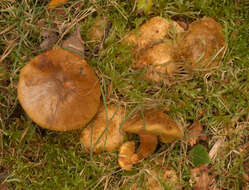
[18,48,100,131]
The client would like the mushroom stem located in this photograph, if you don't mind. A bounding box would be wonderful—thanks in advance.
[132,134,158,163]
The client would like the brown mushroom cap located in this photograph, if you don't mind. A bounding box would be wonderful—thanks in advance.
[124,16,184,50]
[122,109,183,143]
[18,48,100,131]
[80,105,125,153]
[177,17,225,68]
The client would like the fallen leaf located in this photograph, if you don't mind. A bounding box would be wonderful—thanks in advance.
[61,25,84,56]
[191,164,214,190]
[47,0,68,10]
[40,29,58,50]
[188,121,207,146]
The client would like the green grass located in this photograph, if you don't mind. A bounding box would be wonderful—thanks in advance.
[1,0,249,189]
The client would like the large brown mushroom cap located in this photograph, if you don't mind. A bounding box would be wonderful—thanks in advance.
[177,17,225,68]
[18,48,100,131]
[80,105,125,153]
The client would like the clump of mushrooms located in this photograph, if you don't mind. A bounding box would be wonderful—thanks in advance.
[124,16,225,84]
[118,109,183,170]
[18,48,101,131]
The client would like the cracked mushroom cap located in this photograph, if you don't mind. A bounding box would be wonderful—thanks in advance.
[80,105,125,153]
[122,109,183,143]
[177,17,225,68]
[17,48,101,131]
[124,16,184,50]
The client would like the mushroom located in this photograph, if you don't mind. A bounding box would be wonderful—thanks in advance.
[118,134,158,171]
[17,48,101,131]
[118,109,183,170]
[135,40,191,84]
[118,141,136,171]
[145,167,180,190]
[87,16,109,42]
[80,105,125,153]
[124,16,184,50]
[177,17,225,68]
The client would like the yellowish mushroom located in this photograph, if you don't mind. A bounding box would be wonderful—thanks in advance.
[177,17,225,68]
[135,40,191,84]
[87,16,109,42]
[80,105,125,153]
[118,109,183,170]
[124,16,184,50]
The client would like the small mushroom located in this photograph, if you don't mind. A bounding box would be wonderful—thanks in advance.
[18,49,101,131]
[87,16,109,42]
[124,16,184,50]
[177,17,225,68]
[118,134,158,171]
[118,141,136,171]
[80,105,125,153]
[118,109,183,170]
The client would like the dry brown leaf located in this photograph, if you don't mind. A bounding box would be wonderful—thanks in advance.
[188,121,207,146]
[191,164,214,190]
[40,29,58,50]
[47,0,68,10]
[61,25,84,56]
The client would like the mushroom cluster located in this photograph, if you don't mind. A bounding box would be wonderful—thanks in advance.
[124,16,225,84]
[17,15,225,171]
